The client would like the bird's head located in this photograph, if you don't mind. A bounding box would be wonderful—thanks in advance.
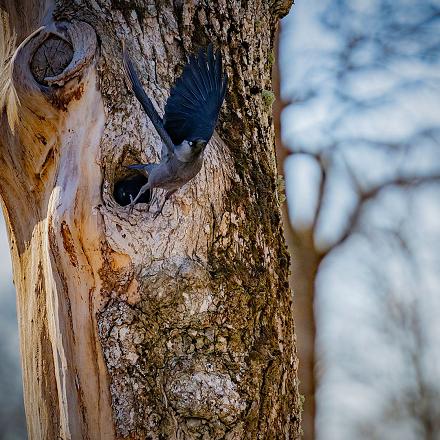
[189,139,207,154]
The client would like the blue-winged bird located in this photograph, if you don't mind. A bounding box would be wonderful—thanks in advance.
[123,43,228,217]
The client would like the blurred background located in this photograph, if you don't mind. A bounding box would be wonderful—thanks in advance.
[1,0,440,439]
[279,0,440,439]
[0,215,26,440]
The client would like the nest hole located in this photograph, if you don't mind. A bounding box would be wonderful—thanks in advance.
[113,174,151,206]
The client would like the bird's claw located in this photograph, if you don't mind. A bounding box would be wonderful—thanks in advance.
[127,200,135,214]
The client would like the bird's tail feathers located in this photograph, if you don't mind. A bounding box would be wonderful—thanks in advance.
[121,42,176,155]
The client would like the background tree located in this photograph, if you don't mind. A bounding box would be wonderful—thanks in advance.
[0,281,26,440]
[278,0,440,438]
[0,1,301,439]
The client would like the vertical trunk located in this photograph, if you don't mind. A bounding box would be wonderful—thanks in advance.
[0,1,301,439]
[290,231,319,440]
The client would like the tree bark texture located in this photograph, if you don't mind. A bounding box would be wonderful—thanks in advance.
[0,1,300,439]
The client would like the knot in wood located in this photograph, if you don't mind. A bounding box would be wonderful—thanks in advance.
[30,36,73,84]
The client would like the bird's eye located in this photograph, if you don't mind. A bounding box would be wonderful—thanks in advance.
[189,141,193,146]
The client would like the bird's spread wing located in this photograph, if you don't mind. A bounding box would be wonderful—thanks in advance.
[122,43,175,156]
[164,44,228,146]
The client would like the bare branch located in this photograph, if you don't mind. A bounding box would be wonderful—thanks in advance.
[320,173,440,256]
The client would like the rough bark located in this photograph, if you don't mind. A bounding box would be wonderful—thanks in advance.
[0,1,300,439]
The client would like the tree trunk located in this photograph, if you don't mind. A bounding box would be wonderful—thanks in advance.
[0,1,300,439]
[288,231,320,440]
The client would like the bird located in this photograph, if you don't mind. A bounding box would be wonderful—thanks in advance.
[122,42,228,218]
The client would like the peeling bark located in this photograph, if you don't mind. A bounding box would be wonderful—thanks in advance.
[0,1,300,439]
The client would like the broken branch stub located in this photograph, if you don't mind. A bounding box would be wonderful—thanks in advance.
[8,19,98,196]
[12,20,96,107]
[30,36,73,83]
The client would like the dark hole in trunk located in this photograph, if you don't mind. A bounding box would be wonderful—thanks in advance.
[113,174,151,206]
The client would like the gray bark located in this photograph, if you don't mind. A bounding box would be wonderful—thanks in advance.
[0,1,300,438]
